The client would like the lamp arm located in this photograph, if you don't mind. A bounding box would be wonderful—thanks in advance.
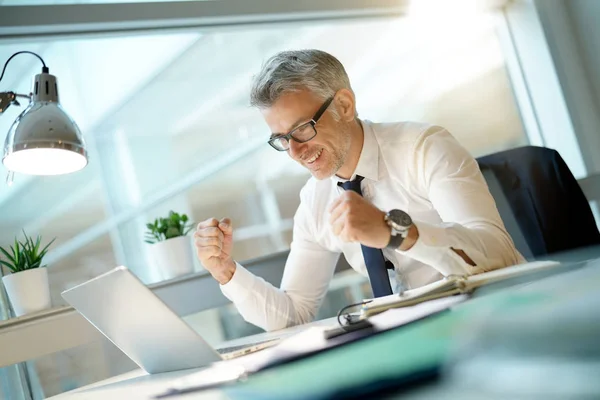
[0,51,48,85]
[0,92,31,115]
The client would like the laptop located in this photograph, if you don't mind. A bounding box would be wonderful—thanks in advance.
[61,266,279,374]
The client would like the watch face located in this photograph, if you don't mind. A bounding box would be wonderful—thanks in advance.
[389,209,412,228]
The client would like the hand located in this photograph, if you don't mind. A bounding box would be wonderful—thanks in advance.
[194,217,236,284]
[329,191,391,248]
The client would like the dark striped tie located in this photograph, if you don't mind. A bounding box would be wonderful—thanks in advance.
[338,176,393,297]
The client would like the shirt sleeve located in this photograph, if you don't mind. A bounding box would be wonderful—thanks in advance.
[220,193,340,332]
[397,126,525,276]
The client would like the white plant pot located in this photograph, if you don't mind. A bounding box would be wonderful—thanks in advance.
[2,268,52,317]
[148,235,195,281]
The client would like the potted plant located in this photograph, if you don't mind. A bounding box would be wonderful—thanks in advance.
[145,211,196,280]
[0,232,55,317]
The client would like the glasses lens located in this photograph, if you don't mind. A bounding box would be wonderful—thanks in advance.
[292,124,317,143]
[269,137,289,151]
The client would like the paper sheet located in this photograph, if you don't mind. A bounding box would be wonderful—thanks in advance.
[368,294,469,331]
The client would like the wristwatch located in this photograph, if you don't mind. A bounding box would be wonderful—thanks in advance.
[384,209,413,250]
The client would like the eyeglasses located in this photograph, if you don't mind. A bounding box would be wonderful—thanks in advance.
[267,96,334,151]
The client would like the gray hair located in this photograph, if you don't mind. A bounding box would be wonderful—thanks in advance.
[250,49,355,118]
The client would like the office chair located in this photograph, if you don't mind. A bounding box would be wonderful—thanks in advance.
[477,145,600,259]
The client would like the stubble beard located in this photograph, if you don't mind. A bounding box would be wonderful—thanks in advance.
[315,125,352,180]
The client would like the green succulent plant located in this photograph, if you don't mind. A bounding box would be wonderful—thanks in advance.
[145,211,194,244]
[0,231,55,273]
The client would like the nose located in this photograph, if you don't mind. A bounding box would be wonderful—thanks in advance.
[288,139,306,160]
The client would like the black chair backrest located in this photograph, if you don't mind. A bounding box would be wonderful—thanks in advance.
[477,146,600,258]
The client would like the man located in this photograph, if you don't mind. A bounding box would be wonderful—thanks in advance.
[194,49,524,332]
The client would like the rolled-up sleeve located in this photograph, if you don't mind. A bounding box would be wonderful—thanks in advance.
[397,126,525,276]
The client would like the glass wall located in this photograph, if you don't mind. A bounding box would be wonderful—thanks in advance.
[1,14,526,297]
[0,11,528,398]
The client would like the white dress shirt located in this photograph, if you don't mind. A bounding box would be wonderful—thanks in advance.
[221,120,525,331]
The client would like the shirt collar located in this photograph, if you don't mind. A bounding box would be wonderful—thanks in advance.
[332,119,380,184]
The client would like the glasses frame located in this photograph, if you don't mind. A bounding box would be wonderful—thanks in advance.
[267,96,335,151]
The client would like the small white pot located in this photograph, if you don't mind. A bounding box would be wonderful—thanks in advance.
[2,268,52,317]
[148,235,195,280]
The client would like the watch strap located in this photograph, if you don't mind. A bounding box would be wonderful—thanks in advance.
[386,232,405,250]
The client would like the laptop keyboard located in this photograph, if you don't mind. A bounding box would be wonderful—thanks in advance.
[216,338,279,355]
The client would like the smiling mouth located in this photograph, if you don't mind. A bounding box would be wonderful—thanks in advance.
[306,149,323,164]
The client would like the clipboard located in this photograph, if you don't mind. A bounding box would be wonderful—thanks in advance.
[360,260,561,317]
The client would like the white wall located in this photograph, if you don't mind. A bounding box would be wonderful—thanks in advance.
[566,0,600,112]
[534,0,600,175]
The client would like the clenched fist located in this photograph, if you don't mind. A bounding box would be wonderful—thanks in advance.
[194,217,236,284]
[329,191,391,248]
[329,191,419,251]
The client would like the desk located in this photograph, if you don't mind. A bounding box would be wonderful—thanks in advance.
[47,317,339,400]
[49,253,600,400]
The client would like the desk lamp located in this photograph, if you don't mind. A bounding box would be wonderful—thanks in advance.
[0,51,87,183]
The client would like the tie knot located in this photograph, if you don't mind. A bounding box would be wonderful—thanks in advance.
[338,175,364,195]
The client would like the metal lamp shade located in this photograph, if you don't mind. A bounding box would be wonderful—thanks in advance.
[2,72,87,175]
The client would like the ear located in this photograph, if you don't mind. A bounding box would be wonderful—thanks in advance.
[335,89,356,122]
